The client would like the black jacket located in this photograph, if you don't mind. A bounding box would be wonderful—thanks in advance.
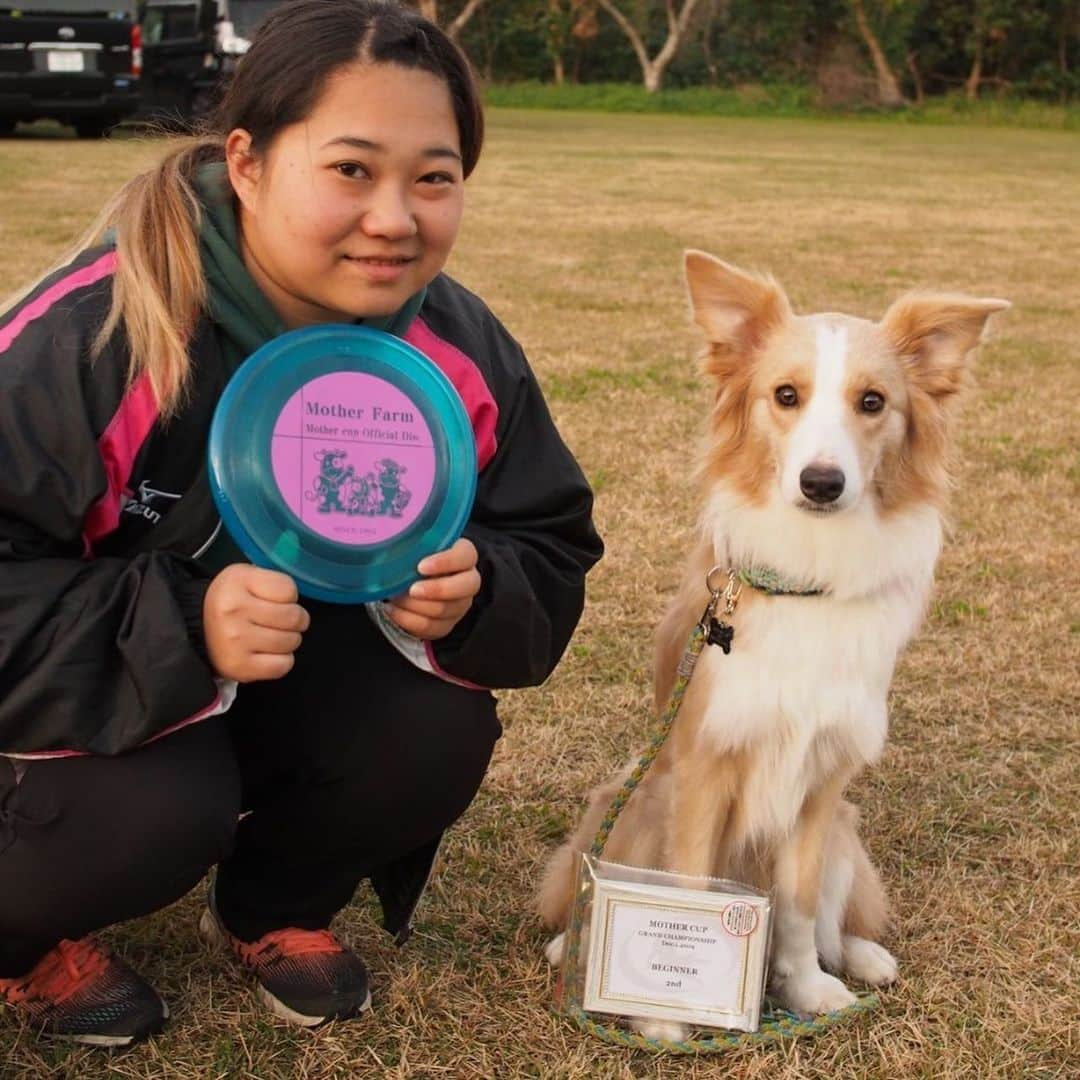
[0,245,602,758]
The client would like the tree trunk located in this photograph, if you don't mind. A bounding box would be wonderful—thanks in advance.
[965,45,983,100]
[1059,2,1073,103]
[701,0,721,86]
[965,12,984,101]
[849,0,906,107]
[447,0,486,43]
[906,49,924,104]
[547,0,567,85]
[595,0,706,94]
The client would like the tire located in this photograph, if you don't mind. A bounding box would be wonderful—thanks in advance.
[73,117,111,139]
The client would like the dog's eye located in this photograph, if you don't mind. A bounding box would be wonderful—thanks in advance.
[859,390,886,414]
[774,385,799,408]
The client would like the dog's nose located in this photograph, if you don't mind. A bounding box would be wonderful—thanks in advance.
[800,465,845,504]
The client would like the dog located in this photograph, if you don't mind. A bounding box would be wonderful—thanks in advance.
[537,251,1008,1038]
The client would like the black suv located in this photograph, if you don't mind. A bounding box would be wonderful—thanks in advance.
[0,0,140,137]
[137,0,279,124]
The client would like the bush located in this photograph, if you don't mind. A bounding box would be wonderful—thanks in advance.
[484,81,815,117]
[482,81,1080,130]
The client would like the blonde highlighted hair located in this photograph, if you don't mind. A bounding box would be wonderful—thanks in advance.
[3,0,484,417]
[99,137,222,414]
[93,138,225,413]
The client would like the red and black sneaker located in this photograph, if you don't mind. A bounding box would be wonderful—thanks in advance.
[0,938,168,1047]
[200,893,371,1027]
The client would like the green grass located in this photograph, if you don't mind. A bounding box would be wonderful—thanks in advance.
[484,82,1080,130]
[0,111,1078,1077]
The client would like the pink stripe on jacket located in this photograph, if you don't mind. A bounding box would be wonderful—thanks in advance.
[0,250,117,354]
[82,372,160,552]
[404,317,499,470]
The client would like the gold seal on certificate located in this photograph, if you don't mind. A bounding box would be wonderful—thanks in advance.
[578,861,771,1033]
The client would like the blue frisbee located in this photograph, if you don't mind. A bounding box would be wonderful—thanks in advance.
[208,325,477,604]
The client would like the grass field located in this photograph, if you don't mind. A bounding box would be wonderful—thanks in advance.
[483,83,1080,131]
[0,112,1077,1078]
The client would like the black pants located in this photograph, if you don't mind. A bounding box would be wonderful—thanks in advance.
[0,603,500,978]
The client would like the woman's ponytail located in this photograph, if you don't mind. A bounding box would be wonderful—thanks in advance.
[92,136,222,415]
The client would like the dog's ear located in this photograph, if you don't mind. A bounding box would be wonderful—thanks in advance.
[881,293,1010,400]
[684,251,791,355]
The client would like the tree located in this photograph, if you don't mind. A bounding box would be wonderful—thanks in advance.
[965,1,986,98]
[538,0,582,84]
[963,0,1012,99]
[594,0,708,92]
[536,0,601,84]
[961,0,1032,99]
[547,0,568,83]
[848,0,907,105]
[412,0,487,42]
[699,0,729,85]
[447,0,487,41]
[1055,0,1080,101]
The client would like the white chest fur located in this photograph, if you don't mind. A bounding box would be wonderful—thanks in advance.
[692,490,941,841]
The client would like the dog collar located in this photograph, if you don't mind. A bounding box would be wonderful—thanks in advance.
[737,567,825,596]
[699,565,823,658]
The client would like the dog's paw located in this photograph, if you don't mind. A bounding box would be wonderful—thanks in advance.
[842,936,897,986]
[774,968,858,1016]
[631,1018,691,1044]
[544,932,566,968]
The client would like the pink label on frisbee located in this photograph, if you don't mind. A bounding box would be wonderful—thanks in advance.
[270,372,436,546]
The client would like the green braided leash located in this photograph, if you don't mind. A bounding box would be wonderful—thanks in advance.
[557,568,877,1055]
[561,994,879,1054]
[588,618,709,860]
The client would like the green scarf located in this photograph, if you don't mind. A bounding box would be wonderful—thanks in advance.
[194,162,426,373]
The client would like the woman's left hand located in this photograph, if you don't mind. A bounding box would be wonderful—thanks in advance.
[385,537,481,640]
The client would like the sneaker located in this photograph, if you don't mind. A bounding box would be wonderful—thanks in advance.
[0,938,168,1047]
[199,895,371,1027]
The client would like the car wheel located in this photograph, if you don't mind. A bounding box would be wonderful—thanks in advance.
[74,117,111,138]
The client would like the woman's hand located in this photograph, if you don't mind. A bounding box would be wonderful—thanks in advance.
[203,564,310,682]
[386,538,481,640]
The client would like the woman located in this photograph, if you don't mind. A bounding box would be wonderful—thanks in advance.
[0,0,601,1046]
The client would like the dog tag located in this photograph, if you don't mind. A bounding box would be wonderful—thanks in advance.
[706,619,735,654]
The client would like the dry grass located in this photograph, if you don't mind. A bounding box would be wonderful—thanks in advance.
[0,113,1077,1079]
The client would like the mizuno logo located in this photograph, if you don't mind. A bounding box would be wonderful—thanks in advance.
[137,481,182,506]
[122,481,182,525]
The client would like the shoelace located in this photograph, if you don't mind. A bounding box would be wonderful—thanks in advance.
[0,939,110,1005]
[243,927,343,964]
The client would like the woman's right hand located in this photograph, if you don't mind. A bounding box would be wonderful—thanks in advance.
[203,564,310,682]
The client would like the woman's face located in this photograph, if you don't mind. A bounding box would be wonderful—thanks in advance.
[227,61,465,328]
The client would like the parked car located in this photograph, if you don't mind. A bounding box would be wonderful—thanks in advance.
[0,0,140,136]
[136,0,279,124]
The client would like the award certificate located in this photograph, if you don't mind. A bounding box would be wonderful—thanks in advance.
[581,875,771,1032]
